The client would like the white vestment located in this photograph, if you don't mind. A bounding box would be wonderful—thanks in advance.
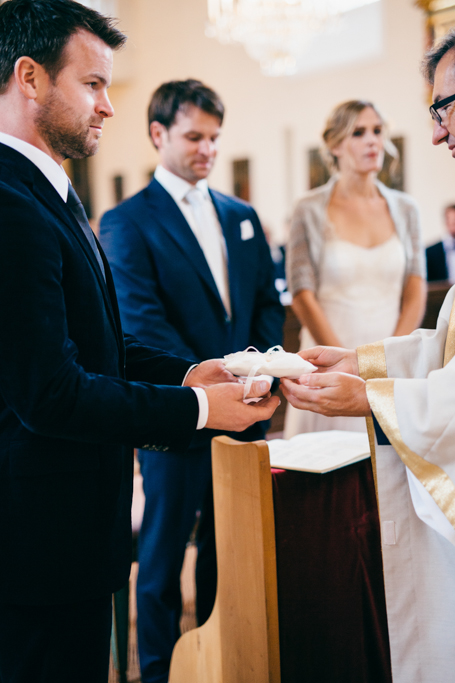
[357,286,455,683]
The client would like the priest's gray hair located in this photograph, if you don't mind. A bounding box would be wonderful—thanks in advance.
[422,30,455,85]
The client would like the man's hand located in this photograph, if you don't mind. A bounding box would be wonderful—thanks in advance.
[280,372,370,417]
[298,346,359,377]
[184,359,238,388]
[204,380,280,431]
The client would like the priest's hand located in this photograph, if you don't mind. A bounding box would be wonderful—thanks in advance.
[298,346,359,376]
[281,372,370,417]
[205,380,280,431]
[184,359,238,388]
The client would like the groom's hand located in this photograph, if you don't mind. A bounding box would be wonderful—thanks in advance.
[183,359,238,388]
[204,380,280,431]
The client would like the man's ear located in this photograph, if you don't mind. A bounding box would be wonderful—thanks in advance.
[150,121,167,150]
[14,56,48,101]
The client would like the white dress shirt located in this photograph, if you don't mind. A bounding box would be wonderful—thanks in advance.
[0,131,69,200]
[0,134,208,430]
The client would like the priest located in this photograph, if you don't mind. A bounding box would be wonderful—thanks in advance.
[281,31,455,683]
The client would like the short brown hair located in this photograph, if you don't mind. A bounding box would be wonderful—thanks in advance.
[0,0,126,94]
[148,79,224,138]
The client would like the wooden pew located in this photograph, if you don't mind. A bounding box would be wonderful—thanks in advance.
[169,436,281,683]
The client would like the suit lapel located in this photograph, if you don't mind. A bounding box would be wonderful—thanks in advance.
[96,233,125,347]
[210,190,242,321]
[146,180,227,311]
[20,160,124,352]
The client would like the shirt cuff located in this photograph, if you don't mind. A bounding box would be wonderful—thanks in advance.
[182,364,198,385]
[181,364,208,430]
[191,387,209,430]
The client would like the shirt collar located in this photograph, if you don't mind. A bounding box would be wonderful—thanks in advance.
[0,132,69,201]
[154,164,209,203]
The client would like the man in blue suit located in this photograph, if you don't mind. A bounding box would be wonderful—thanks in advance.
[100,79,284,683]
[426,204,455,281]
[0,5,279,682]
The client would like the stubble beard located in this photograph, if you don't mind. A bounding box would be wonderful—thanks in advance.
[35,88,99,161]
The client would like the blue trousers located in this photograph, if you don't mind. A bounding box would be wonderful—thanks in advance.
[136,445,216,683]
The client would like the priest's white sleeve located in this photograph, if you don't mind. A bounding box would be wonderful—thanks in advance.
[357,286,455,683]
[357,285,455,540]
[384,285,454,379]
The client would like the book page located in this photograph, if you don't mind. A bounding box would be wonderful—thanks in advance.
[268,430,371,474]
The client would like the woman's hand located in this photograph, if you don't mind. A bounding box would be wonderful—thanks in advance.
[298,346,359,376]
[281,372,370,417]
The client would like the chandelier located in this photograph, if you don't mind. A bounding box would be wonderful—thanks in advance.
[206,0,379,76]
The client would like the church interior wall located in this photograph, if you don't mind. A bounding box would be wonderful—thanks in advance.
[92,0,455,247]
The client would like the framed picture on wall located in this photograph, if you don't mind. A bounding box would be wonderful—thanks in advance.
[308,148,330,190]
[232,159,250,202]
[112,175,124,205]
[378,137,405,191]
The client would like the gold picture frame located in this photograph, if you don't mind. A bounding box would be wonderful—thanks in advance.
[416,1,455,47]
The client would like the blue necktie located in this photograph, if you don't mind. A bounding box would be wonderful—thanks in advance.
[67,183,105,280]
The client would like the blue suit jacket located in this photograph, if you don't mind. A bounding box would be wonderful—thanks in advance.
[100,178,285,443]
[0,146,199,605]
[426,241,449,282]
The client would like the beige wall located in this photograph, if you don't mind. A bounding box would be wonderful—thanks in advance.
[92,0,455,246]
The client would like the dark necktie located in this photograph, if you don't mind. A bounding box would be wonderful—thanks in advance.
[67,182,105,280]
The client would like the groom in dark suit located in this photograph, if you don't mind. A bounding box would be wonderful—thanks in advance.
[0,4,279,683]
[100,80,284,683]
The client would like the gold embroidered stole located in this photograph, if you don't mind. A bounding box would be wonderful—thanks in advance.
[357,303,455,528]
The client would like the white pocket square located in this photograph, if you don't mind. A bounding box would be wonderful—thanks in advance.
[240,219,254,241]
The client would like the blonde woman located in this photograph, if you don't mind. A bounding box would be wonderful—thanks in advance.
[284,100,426,437]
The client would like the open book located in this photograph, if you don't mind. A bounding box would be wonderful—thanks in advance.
[268,430,371,474]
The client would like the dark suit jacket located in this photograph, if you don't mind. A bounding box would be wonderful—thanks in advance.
[426,241,449,281]
[0,145,199,605]
[100,178,285,444]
